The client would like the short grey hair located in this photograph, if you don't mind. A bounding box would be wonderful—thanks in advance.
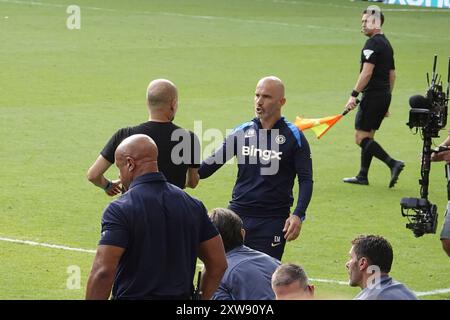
[271,263,308,289]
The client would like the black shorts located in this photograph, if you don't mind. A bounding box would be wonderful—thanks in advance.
[239,215,286,261]
[355,91,391,131]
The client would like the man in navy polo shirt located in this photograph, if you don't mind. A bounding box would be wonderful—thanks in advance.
[86,134,227,300]
[199,76,313,260]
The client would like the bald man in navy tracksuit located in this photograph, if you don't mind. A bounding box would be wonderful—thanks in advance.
[199,76,313,260]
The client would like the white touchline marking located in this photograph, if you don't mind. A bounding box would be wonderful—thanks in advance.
[309,277,349,286]
[0,236,96,254]
[1,236,449,296]
[414,288,450,297]
[194,261,449,297]
[1,0,447,41]
[0,0,117,12]
[308,278,450,297]
[0,0,448,294]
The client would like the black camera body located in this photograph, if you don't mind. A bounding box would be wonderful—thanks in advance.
[401,55,449,237]
[400,198,438,237]
[407,72,448,137]
[407,108,431,129]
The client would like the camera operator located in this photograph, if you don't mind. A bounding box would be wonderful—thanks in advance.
[431,134,450,257]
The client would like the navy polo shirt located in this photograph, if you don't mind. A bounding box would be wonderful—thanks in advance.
[199,117,313,219]
[99,172,218,299]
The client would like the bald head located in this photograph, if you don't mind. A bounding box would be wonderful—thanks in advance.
[254,76,286,128]
[257,76,285,99]
[115,134,158,162]
[115,134,159,190]
[147,79,178,109]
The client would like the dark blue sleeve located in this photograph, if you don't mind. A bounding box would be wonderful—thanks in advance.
[198,202,219,243]
[292,132,313,220]
[198,132,237,179]
[98,202,129,248]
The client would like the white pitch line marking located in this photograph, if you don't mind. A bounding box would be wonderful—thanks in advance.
[309,278,450,297]
[195,262,448,297]
[309,277,349,286]
[0,0,117,12]
[1,0,448,40]
[0,236,96,254]
[0,0,448,293]
[2,236,449,297]
[414,288,450,297]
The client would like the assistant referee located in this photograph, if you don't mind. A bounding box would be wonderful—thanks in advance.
[343,7,404,188]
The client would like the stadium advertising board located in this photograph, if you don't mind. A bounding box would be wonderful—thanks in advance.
[383,0,450,8]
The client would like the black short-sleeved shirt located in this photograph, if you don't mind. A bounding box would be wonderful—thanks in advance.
[360,33,395,92]
[101,121,200,189]
[99,172,219,299]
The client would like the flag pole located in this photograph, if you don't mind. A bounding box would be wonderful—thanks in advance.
[342,99,360,116]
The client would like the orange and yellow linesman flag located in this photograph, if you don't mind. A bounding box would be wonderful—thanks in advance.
[294,114,343,139]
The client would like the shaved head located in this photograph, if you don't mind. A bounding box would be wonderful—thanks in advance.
[115,134,158,163]
[254,76,286,128]
[146,79,178,110]
[257,76,285,99]
[115,134,159,190]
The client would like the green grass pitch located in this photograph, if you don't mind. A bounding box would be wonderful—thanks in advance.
[0,0,449,299]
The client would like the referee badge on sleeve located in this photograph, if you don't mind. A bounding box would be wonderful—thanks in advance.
[363,49,374,60]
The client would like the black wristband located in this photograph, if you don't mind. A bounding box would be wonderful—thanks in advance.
[103,180,112,191]
[351,90,359,98]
